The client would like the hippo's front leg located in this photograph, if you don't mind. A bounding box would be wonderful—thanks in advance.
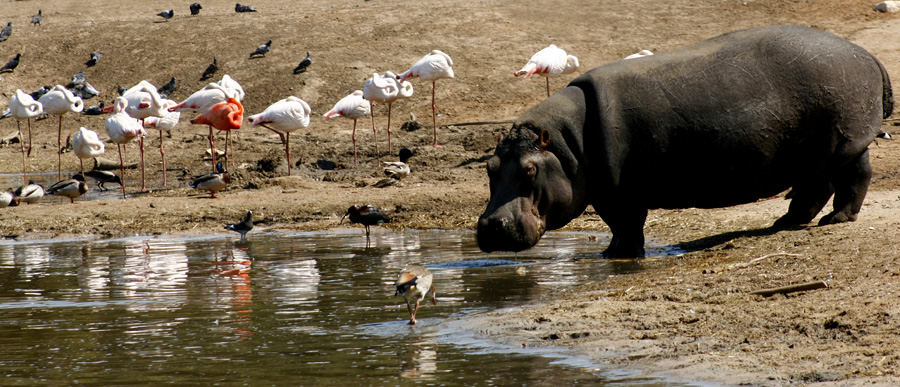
[597,205,648,258]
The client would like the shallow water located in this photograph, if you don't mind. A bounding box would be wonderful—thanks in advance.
[0,229,689,385]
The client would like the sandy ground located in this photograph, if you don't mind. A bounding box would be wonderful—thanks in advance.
[1,0,900,384]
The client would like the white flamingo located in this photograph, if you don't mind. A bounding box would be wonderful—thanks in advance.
[514,44,579,97]
[217,74,245,101]
[38,85,84,180]
[169,82,231,113]
[142,99,180,186]
[72,127,105,178]
[324,90,371,165]
[105,96,145,199]
[363,71,413,155]
[122,80,167,192]
[624,49,654,60]
[248,96,311,176]
[8,89,43,183]
[398,50,454,147]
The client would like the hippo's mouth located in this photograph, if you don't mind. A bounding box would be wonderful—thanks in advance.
[476,205,546,253]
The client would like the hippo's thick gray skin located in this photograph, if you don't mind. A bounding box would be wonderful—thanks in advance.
[478,25,894,258]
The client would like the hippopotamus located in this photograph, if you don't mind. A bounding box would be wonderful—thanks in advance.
[478,25,894,258]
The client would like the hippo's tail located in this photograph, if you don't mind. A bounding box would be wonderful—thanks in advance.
[874,54,894,119]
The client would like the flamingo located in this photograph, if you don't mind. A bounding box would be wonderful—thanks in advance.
[514,44,579,97]
[121,80,168,191]
[189,97,243,172]
[142,99,180,186]
[169,82,230,113]
[363,71,413,155]
[72,127,105,178]
[105,97,145,199]
[247,96,311,176]
[38,85,84,181]
[217,74,245,101]
[398,50,454,147]
[8,89,43,183]
[324,90,371,165]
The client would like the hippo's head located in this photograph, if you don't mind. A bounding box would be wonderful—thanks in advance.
[477,126,582,252]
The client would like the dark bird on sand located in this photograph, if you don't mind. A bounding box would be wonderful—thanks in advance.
[159,76,177,99]
[225,211,254,242]
[29,85,50,100]
[235,3,257,12]
[83,102,105,116]
[0,53,20,73]
[191,161,230,198]
[157,9,174,22]
[47,175,88,203]
[71,82,100,100]
[293,51,312,74]
[250,40,271,58]
[117,86,128,96]
[68,71,86,88]
[341,204,391,237]
[77,170,123,191]
[86,51,101,67]
[394,265,437,325]
[190,3,203,16]
[31,10,42,26]
[0,22,12,42]
[201,57,218,80]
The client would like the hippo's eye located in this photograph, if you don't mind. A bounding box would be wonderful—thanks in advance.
[525,164,536,180]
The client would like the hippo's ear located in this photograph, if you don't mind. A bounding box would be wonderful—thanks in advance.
[538,129,551,149]
[496,133,504,144]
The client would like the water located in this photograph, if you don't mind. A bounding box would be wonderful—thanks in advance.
[0,230,690,386]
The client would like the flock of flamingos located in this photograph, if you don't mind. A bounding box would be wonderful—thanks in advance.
[2,35,645,207]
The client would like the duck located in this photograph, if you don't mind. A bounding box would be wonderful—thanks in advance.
[14,180,44,205]
[341,204,391,237]
[394,265,436,325]
[0,191,18,208]
[47,175,88,203]
[374,148,413,188]
[190,161,230,198]
[225,210,253,242]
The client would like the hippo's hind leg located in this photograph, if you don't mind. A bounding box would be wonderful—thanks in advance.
[773,176,834,228]
[597,205,648,258]
[818,149,872,225]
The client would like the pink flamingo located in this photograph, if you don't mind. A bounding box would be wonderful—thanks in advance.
[142,99,180,186]
[190,97,244,172]
[8,89,43,183]
[363,71,413,155]
[38,85,84,180]
[72,127,105,178]
[104,97,144,199]
[514,44,579,97]
[398,50,454,147]
[248,96,311,176]
[324,90,371,165]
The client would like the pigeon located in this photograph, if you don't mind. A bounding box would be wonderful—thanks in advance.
[0,53,20,73]
[224,211,254,242]
[31,10,42,26]
[235,3,257,13]
[82,102,105,116]
[158,76,177,99]
[29,85,50,100]
[157,9,174,22]
[201,57,218,80]
[190,3,202,15]
[0,22,11,43]
[116,86,127,96]
[293,51,312,74]
[68,71,86,88]
[85,51,101,67]
[249,40,271,58]
[72,82,100,100]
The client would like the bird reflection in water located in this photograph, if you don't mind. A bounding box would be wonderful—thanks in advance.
[212,249,254,340]
[398,338,439,379]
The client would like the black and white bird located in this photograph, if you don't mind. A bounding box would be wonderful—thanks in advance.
[374,148,413,188]
[85,51,101,67]
[235,3,257,12]
[31,10,42,27]
[68,71,86,88]
[71,82,100,100]
[47,175,88,203]
[158,76,177,99]
[191,161,230,198]
[201,57,218,80]
[14,180,44,205]
[190,3,203,15]
[394,265,436,325]
[82,102,105,116]
[0,53,20,73]
[249,40,271,58]
[341,204,391,237]
[157,9,174,22]
[225,211,254,242]
[29,85,50,100]
[77,170,123,191]
[0,22,12,42]
[116,86,128,96]
[293,51,312,74]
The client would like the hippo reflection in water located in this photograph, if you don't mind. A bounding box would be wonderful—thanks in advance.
[478,25,894,258]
